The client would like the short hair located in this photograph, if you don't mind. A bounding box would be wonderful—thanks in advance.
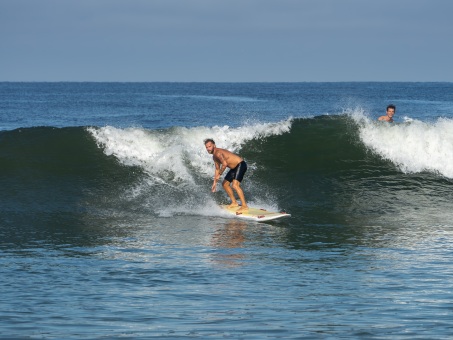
[204,138,215,145]
[387,104,396,111]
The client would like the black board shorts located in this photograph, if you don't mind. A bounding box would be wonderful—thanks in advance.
[224,161,247,183]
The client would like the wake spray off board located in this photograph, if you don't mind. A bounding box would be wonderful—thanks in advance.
[220,205,290,222]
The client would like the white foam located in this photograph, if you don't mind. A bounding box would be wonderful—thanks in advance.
[87,126,194,185]
[349,110,453,178]
[88,119,292,181]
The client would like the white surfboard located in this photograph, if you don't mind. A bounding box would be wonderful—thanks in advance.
[220,205,290,222]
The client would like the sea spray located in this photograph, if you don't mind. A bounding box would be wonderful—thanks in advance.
[88,119,292,179]
[353,114,453,178]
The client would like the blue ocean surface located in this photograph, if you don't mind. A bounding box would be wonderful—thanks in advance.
[1,82,453,338]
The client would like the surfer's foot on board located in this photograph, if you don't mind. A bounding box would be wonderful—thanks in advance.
[237,205,249,212]
[228,202,240,209]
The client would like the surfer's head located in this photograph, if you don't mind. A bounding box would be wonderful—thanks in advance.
[386,104,396,118]
[204,138,216,154]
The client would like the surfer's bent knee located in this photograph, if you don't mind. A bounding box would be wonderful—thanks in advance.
[231,179,242,190]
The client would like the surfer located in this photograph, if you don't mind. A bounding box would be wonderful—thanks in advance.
[378,104,396,122]
[204,138,248,212]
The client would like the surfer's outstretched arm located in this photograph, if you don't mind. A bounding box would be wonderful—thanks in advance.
[211,160,221,192]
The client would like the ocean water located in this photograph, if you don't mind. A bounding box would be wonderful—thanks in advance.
[1,82,453,338]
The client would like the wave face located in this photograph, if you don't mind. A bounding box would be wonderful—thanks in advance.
[0,127,141,244]
[2,114,453,231]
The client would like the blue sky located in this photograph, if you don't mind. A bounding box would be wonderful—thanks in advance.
[1,0,452,82]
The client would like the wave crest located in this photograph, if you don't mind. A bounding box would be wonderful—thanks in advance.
[355,114,453,178]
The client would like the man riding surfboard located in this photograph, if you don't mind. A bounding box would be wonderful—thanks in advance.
[204,138,248,212]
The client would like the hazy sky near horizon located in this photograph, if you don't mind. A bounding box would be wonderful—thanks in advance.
[1,0,452,82]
